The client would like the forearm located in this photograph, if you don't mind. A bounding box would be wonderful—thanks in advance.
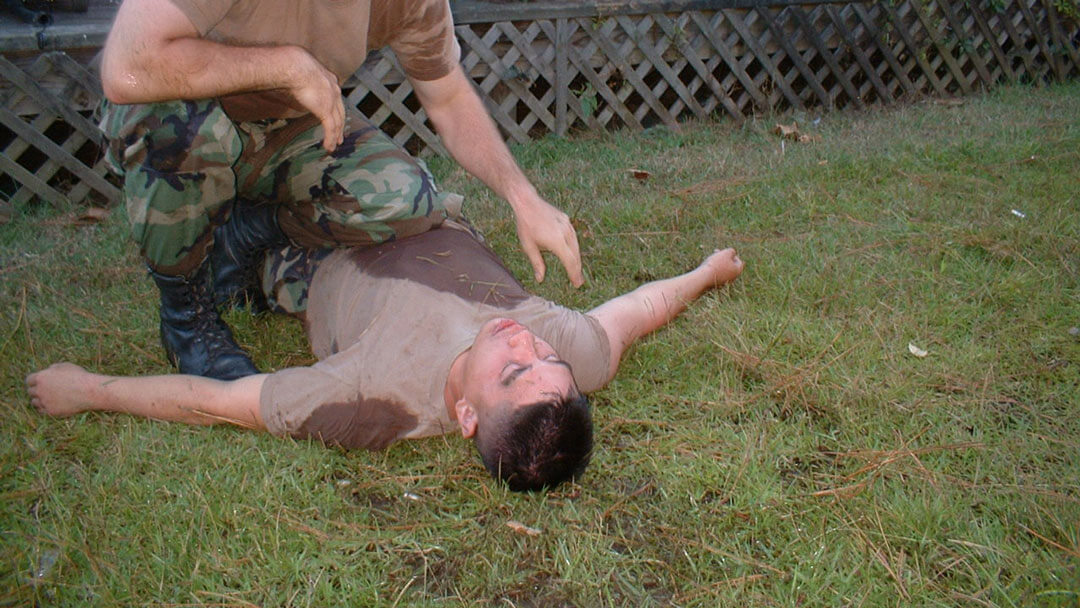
[425,79,536,208]
[588,248,743,380]
[597,266,715,345]
[102,37,306,105]
[83,370,266,428]
[414,66,583,284]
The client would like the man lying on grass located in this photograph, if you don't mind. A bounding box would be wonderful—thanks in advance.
[27,216,743,491]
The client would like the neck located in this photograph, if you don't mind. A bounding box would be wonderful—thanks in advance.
[443,348,470,420]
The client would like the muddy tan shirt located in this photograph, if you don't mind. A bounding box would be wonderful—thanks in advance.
[168,0,461,120]
[259,225,611,450]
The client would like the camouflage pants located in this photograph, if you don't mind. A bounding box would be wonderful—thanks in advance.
[100,99,460,277]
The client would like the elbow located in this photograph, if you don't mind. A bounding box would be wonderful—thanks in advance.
[99,58,132,104]
[98,65,138,104]
[101,78,132,105]
[99,49,149,105]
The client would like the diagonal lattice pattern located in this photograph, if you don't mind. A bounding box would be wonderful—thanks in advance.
[0,0,1077,207]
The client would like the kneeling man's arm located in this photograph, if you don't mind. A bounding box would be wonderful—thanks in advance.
[27,363,267,430]
[587,248,744,382]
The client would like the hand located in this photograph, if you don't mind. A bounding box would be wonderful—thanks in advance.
[513,197,584,287]
[287,48,345,153]
[26,362,96,418]
[699,248,745,287]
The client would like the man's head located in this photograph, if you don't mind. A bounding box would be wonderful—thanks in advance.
[454,318,593,491]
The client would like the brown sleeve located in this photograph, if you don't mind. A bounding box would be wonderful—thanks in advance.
[260,352,420,451]
[166,0,235,35]
[378,0,461,81]
[527,302,613,394]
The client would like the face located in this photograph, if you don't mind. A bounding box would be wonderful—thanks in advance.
[458,318,578,425]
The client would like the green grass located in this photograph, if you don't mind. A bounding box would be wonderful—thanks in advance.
[2,82,1078,606]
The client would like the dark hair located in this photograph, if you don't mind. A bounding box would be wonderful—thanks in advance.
[476,392,593,492]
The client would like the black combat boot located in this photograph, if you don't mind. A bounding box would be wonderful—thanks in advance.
[211,201,289,312]
[150,261,259,380]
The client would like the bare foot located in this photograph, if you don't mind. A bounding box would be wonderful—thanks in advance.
[26,362,101,417]
[701,247,745,286]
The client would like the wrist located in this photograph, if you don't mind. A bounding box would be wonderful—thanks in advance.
[502,178,541,212]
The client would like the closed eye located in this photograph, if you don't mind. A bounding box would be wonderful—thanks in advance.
[501,364,530,386]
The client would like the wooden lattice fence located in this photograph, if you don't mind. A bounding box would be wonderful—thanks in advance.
[1,0,1078,208]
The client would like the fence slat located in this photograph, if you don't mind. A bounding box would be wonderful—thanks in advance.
[0,106,119,200]
[554,18,569,135]
[0,152,69,206]
[655,13,745,119]
[1043,0,1080,70]
[1015,0,1061,80]
[790,6,865,107]
[826,5,893,102]
[967,2,1018,83]
[688,11,771,109]
[0,55,101,143]
[1,0,1076,207]
[939,0,995,86]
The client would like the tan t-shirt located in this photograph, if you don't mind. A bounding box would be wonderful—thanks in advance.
[167,0,461,120]
[259,225,612,451]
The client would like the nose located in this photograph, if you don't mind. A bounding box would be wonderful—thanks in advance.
[508,330,538,356]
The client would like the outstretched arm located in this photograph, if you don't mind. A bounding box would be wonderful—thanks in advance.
[411,65,584,287]
[587,248,744,382]
[26,363,267,430]
[100,0,344,151]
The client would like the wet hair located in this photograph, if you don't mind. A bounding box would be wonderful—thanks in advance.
[476,392,593,492]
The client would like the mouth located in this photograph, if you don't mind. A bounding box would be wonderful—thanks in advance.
[493,318,522,335]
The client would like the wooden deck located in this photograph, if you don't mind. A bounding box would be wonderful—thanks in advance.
[0,0,115,55]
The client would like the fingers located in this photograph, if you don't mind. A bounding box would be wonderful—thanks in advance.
[514,198,586,286]
[319,91,345,153]
[521,239,546,284]
[554,230,584,288]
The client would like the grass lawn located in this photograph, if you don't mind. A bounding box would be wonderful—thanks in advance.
[2,82,1078,606]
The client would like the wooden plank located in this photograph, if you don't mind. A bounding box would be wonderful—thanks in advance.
[1042,0,1080,71]
[754,6,832,106]
[996,4,1040,81]
[555,18,568,135]
[536,20,604,128]
[654,12,744,119]
[790,6,864,108]
[0,54,101,143]
[688,11,770,109]
[493,21,558,130]
[562,18,644,129]
[883,0,947,95]
[9,118,94,207]
[456,25,553,138]
[1014,0,1060,80]
[450,0,839,25]
[966,0,1018,83]
[909,0,973,94]
[0,3,114,53]
[723,7,804,109]
[937,0,994,86]
[0,150,70,206]
[0,105,118,200]
[464,22,531,140]
[823,5,892,103]
[852,4,918,97]
[45,50,103,98]
[350,71,445,154]
[578,15,678,127]
[615,15,708,119]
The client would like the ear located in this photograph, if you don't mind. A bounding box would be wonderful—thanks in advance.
[455,399,478,438]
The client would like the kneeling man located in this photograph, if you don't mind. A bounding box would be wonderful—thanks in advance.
[27,219,743,491]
